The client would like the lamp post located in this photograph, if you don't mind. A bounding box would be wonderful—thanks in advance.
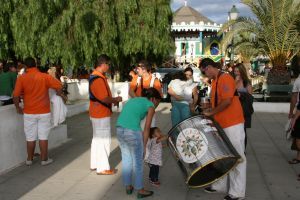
[228,5,239,63]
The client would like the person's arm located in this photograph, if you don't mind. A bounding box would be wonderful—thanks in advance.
[289,92,298,118]
[192,86,199,106]
[168,87,183,101]
[101,96,122,105]
[246,83,253,95]
[129,77,138,98]
[157,134,167,143]
[13,96,23,114]
[12,78,23,114]
[91,78,123,105]
[203,98,231,117]
[292,109,300,130]
[143,107,155,147]
[153,79,163,97]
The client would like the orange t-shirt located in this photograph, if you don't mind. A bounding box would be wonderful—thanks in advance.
[129,74,162,97]
[13,67,62,114]
[211,73,244,128]
[89,70,112,118]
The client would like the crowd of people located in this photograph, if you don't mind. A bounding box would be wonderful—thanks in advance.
[8,54,300,200]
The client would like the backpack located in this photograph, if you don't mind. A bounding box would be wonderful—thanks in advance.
[89,75,112,111]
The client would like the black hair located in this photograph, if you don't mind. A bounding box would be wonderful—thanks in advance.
[149,127,159,138]
[199,58,219,69]
[141,87,162,100]
[138,60,151,72]
[96,54,111,68]
[172,71,187,81]
[4,62,15,72]
[24,57,36,68]
[184,67,193,75]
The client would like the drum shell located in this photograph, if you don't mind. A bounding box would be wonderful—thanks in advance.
[167,115,241,188]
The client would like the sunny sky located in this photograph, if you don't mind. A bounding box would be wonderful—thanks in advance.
[171,0,254,24]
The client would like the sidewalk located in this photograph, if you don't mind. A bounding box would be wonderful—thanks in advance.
[0,103,299,200]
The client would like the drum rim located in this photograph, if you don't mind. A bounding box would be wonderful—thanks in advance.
[186,156,240,188]
[167,114,206,136]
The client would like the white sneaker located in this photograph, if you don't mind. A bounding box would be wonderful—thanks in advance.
[41,158,53,166]
[25,160,33,166]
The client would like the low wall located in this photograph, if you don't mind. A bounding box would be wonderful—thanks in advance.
[0,81,129,174]
[0,105,68,175]
[253,102,289,114]
[66,80,130,112]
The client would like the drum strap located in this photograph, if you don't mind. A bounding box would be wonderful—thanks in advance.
[214,71,238,107]
[214,71,223,107]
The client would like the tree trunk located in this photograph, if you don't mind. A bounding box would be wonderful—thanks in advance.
[266,68,291,85]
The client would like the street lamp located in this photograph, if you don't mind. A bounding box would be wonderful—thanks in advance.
[228,5,239,63]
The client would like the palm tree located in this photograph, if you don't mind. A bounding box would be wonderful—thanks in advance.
[220,0,300,84]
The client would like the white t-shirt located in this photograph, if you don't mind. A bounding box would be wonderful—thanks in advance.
[183,80,198,103]
[292,75,300,103]
[168,79,188,103]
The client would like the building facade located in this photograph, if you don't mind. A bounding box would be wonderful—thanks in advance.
[172,4,223,65]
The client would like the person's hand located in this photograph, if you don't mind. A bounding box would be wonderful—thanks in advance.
[203,108,213,117]
[113,96,122,106]
[16,107,23,115]
[289,113,294,119]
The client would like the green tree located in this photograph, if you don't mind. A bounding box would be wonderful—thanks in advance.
[113,0,174,79]
[0,0,14,60]
[5,0,174,77]
[220,0,300,84]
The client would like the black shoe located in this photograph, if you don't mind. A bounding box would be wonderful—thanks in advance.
[224,195,244,200]
[204,187,217,193]
[125,186,133,195]
[137,191,154,199]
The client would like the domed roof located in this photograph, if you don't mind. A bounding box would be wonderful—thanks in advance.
[173,5,215,24]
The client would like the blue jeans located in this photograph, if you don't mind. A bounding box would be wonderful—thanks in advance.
[171,101,191,126]
[116,127,144,190]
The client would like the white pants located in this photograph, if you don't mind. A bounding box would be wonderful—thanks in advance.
[90,117,111,173]
[211,123,247,198]
[24,113,52,141]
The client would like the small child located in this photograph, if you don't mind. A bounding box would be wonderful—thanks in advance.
[144,127,167,187]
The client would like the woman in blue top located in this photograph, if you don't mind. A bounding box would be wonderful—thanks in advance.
[116,88,161,199]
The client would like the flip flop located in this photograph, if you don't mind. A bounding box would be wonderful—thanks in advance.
[288,159,300,164]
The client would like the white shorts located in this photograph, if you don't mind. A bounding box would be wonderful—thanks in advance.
[24,113,52,141]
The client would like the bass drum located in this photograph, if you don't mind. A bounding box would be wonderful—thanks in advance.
[168,115,241,188]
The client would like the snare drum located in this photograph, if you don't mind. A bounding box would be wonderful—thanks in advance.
[168,115,241,188]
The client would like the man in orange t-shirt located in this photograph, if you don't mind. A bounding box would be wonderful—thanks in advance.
[89,54,122,175]
[13,57,63,166]
[129,60,162,98]
[200,58,246,200]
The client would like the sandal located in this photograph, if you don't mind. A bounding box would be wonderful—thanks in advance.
[288,159,300,164]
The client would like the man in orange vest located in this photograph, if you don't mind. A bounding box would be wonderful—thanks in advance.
[129,60,162,98]
[89,54,122,175]
[13,57,63,166]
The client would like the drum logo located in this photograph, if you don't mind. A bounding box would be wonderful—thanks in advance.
[176,128,208,163]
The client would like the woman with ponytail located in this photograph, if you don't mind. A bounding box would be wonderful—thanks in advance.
[116,88,161,198]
